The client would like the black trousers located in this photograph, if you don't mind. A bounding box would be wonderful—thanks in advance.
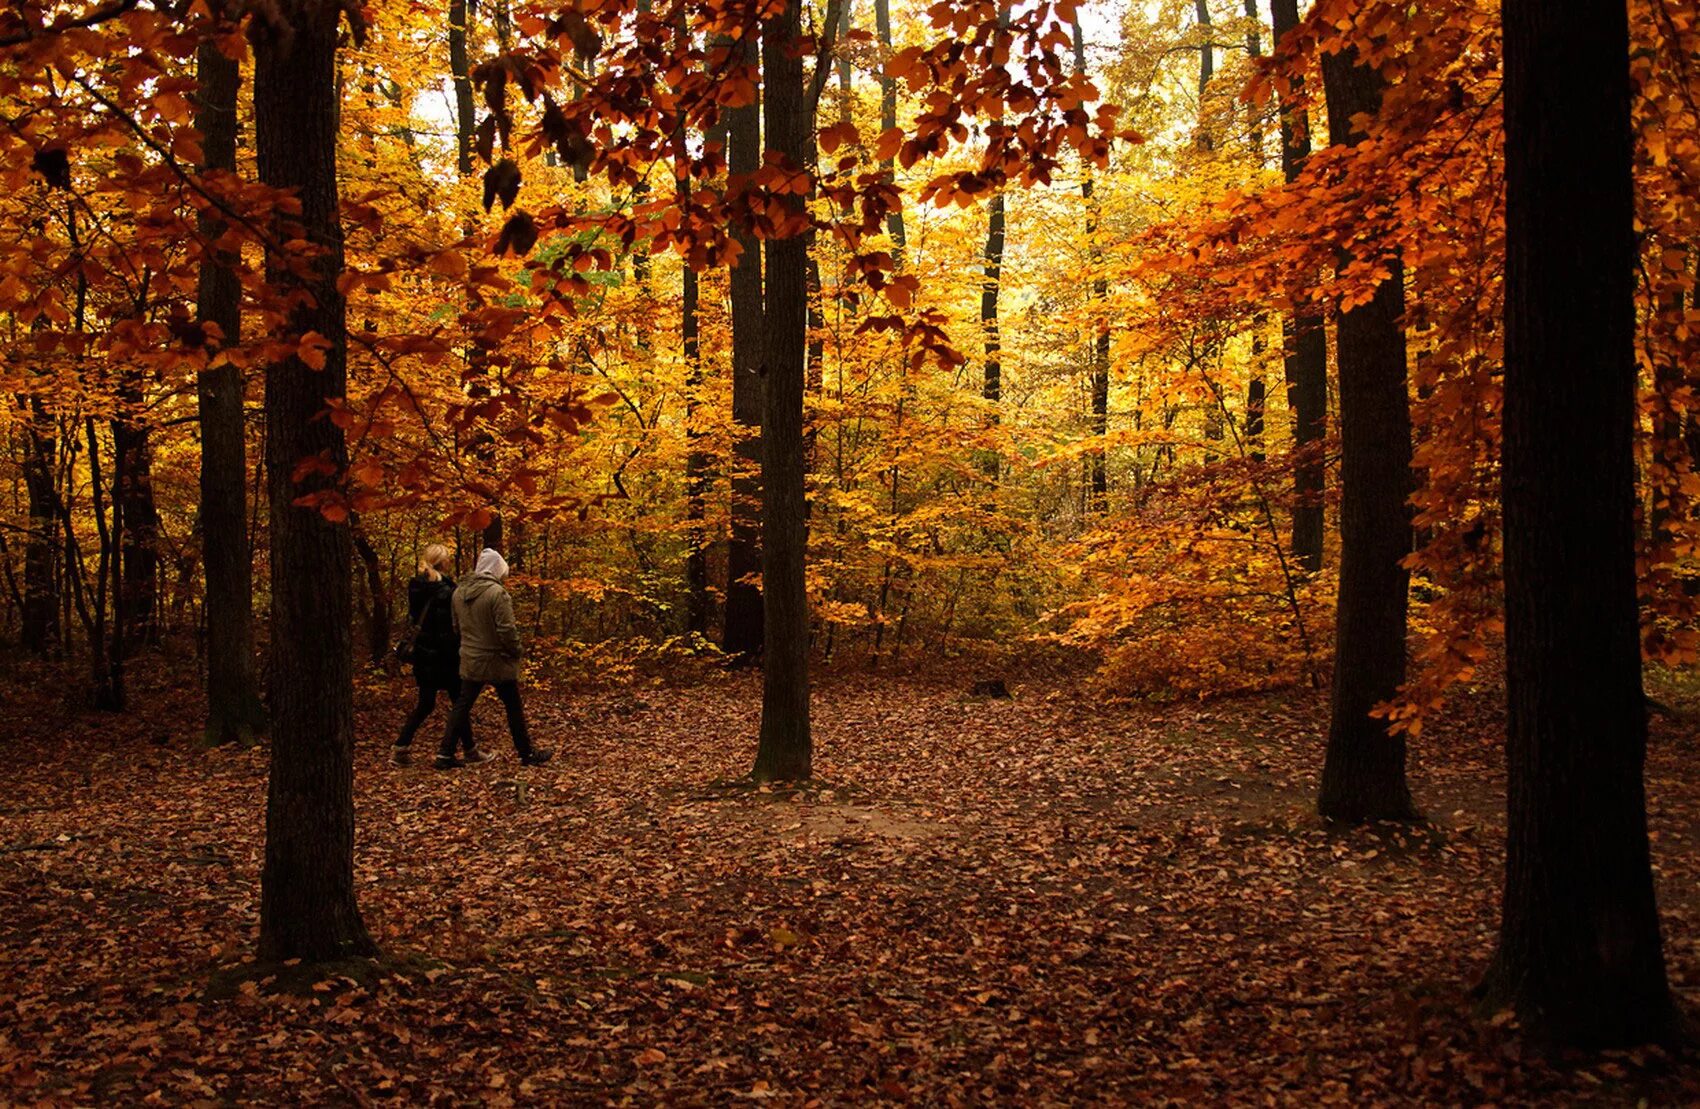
[440,679,533,760]
[397,674,474,752]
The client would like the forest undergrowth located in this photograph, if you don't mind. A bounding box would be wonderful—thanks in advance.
[3,659,1698,1105]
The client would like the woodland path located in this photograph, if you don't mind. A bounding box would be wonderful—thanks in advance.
[2,664,1698,1104]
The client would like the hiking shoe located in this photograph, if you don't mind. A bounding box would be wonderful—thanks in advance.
[433,755,462,770]
[463,749,496,766]
[519,748,554,767]
[392,745,412,767]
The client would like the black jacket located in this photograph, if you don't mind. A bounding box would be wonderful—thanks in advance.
[407,574,460,686]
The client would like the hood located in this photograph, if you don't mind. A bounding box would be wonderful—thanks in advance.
[474,548,508,580]
[458,572,505,605]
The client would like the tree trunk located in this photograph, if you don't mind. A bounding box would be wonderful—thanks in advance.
[874,0,905,250]
[1195,0,1214,151]
[1483,0,1674,1047]
[253,0,377,963]
[449,0,474,177]
[1074,21,1109,510]
[1269,0,1325,572]
[1316,44,1415,823]
[113,393,159,649]
[683,262,711,636]
[195,32,266,745]
[19,398,60,654]
[724,31,765,662]
[752,1,812,781]
[980,192,1005,437]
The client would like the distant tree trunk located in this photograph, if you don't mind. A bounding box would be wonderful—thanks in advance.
[195,32,266,745]
[1482,0,1674,1047]
[253,0,377,963]
[874,0,905,250]
[84,415,124,710]
[449,0,474,177]
[980,191,1005,473]
[351,522,389,665]
[1247,330,1267,462]
[112,391,159,649]
[19,399,59,655]
[752,1,812,781]
[683,262,711,636]
[724,32,765,662]
[1074,20,1109,510]
[1270,0,1325,573]
[1195,0,1214,151]
[1315,45,1415,823]
[1243,0,1264,159]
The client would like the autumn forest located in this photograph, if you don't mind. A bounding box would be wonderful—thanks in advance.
[2,0,1699,1101]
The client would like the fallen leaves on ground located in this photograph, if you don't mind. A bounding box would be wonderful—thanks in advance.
[1,662,1697,1104]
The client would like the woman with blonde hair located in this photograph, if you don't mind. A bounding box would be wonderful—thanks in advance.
[393,544,489,765]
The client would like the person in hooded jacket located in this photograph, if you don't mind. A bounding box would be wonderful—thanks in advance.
[393,544,490,766]
[437,547,553,769]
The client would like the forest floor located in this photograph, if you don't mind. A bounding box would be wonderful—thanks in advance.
[3,656,1700,1105]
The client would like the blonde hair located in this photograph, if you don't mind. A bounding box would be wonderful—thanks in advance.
[419,543,451,581]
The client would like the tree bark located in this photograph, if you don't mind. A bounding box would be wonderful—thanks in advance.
[113,391,159,649]
[1316,43,1415,823]
[724,31,765,661]
[1269,0,1325,573]
[195,32,266,744]
[19,398,60,654]
[1074,21,1109,510]
[1483,0,1674,1047]
[449,0,475,177]
[1195,0,1214,151]
[874,0,905,250]
[253,0,377,963]
[752,0,812,781]
[683,262,711,636]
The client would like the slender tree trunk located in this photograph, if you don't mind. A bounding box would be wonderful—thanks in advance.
[1195,0,1214,151]
[724,31,765,661]
[113,390,159,649]
[1481,0,1674,1047]
[752,0,812,781]
[1316,43,1415,823]
[1270,0,1325,572]
[1243,0,1264,159]
[874,0,905,250]
[19,398,59,654]
[195,33,266,744]
[1073,21,1109,510]
[449,0,474,176]
[253,0,377,963]
[683,263,711,636]
[980,191,1005,474]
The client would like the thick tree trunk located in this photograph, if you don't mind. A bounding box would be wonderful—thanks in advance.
[724,32,765,661]
[1269,0,1324,572]
[195,33,266,744]
[253,0,377,963]
[1316,45,1415,823]
[752,1,812,781]
[874,0,905,250]
[1483,0,1673,1047]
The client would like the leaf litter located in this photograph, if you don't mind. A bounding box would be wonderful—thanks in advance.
[1,666,1698,1104]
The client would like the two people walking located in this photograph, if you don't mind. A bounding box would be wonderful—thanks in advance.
[393,546,552,770]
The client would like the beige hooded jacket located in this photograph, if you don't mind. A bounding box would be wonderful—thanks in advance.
[453,549,523,682]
